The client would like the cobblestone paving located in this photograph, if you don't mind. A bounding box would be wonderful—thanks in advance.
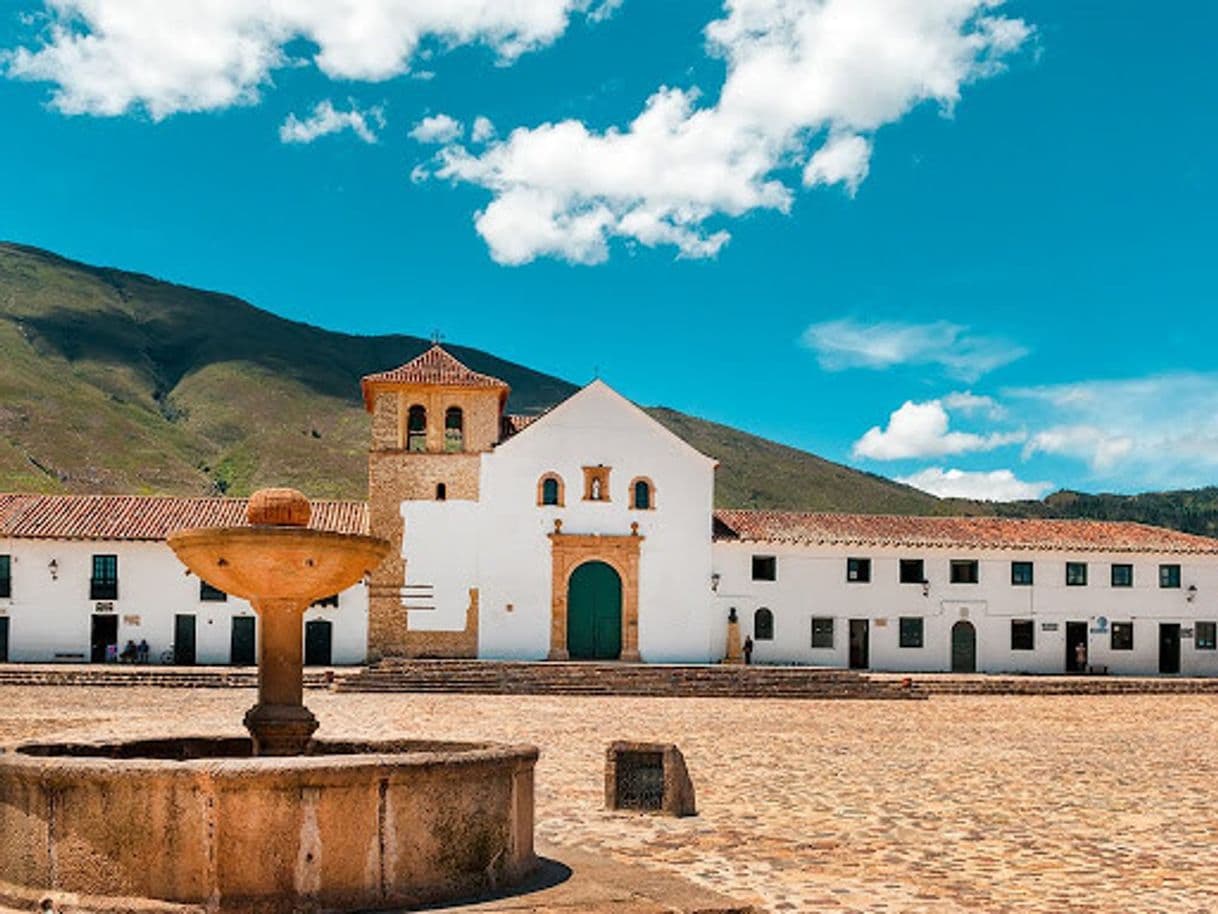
[3,687,1217,913]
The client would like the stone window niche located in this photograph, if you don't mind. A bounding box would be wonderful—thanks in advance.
[629,477,656,510]
[537,473,565,507]
[582,466,611,502]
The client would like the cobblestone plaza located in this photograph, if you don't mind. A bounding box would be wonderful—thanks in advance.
[3,687,1215,913]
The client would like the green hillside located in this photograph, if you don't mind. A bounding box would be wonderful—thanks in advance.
[0,242,942,509]
[3,241,1215,533]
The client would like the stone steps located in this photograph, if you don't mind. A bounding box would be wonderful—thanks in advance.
[337,660,922,700]
[875,674,1218,696]
[0,666,335,689]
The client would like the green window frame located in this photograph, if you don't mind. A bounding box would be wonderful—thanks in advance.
[1111,622,1134,651]
[1196,621,1216,650]
[199,580,227,602]
[1011,561,1034,586]
[0,554,9,599]
[90,554,118,600]
[1111,564,1133,588]
[899,559,924,584]
[1159,564,1181,589]
[898,617,924,648]
[1010,619,1035,650]
[752,555,777,582]
[1066,562,1088,586]
[950,560,979,584]
[811,616,834,649]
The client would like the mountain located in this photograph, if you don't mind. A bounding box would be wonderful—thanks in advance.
[0,241,946,510]
[4,241,1216,535]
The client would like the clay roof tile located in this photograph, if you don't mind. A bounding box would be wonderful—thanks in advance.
[0,495,368,541]
[711,509,1218,555]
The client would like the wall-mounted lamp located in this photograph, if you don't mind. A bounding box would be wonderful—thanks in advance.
[47,559,58,581]
[921,579,930,598]
[1188,584,1198,602]
[711,572,721,593]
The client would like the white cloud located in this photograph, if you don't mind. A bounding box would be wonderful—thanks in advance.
[942,390,1004,418]
[429,0,1031,263]
[1022,425,1134,471]
[898,467,1053,502]
[279,100,383,144]
[471,115,497,143]
[802,319,1026,381]
[802,133,871,195]
[853,399,1024,460]
[1006,374,1218,483]
[4,1,613,119]
[410,113,464,144]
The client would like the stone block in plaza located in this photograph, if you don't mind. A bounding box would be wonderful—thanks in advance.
[605,741,696,817]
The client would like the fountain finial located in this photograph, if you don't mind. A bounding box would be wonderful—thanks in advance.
[247,487,311,527]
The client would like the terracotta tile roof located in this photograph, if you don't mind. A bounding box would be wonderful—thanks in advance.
[361,345,509,409]
[501,413,543,439]
[0,495,368,542]
[712,509,1218,555]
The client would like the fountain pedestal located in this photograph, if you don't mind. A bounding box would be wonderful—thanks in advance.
[243,598,317,754]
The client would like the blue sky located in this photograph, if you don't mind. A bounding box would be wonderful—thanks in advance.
[1,1,1215,500]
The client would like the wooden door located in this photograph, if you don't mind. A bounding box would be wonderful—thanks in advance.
[951,621,976,673]
[230,616,256,665]
[305,620,333,666]
[174,614,197,666]
[567,561,622,660]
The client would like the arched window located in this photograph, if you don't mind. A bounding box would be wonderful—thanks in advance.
[407,404,427,452]
[444,406,464,452]
[630,477,655,510]
[538,473,564,506]
[754,608,774,641]
[435,483,447,501]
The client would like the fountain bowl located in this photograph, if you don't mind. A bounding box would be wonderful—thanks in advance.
[0,737,538,913]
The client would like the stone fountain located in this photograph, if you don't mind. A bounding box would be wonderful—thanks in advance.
[0,489,538,913]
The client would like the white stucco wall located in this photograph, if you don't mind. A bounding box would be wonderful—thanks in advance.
[397,381,719,661]
[0,538,367,664]
[714,542,1218,675]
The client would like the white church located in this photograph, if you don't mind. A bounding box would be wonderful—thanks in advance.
[3,345,1218,677]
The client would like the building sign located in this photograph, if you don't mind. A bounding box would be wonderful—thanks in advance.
[1041,622,1059,632]
[1090,616,1109,635]
[1182,628,1194,638]
[122,615,141,626]
[95,602,115,613]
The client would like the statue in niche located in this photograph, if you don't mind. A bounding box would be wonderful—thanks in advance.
[591,478,602,500]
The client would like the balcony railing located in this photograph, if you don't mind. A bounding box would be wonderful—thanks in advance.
[90,579,118,600]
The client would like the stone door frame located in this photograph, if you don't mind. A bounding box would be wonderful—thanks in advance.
[547,527,643,662]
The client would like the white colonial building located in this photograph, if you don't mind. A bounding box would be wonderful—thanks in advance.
[0,495,367,665]
[3,345,1218,676]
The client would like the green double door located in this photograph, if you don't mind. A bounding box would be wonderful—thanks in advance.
[567,561,622,660]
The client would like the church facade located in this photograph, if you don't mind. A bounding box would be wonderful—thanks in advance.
[4,345,1218,677]
[361,347,1218,677]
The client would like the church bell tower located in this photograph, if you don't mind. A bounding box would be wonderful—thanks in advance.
[360,345,509,660]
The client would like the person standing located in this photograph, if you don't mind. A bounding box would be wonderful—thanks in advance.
[743,635,754,665]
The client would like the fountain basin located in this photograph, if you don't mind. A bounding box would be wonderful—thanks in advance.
[0,738,538,913]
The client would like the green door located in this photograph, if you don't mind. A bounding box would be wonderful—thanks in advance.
[951,620,976,673]
[567,561,622,660]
